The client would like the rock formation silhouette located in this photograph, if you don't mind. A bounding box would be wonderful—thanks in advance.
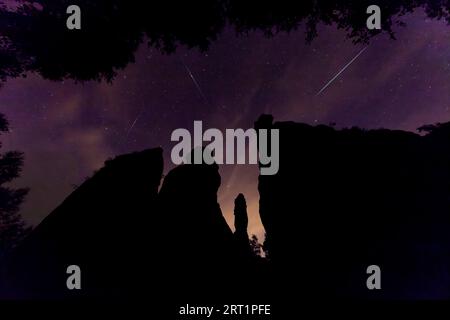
[233,193,252,261]
[2,148,164,299]
[255,115,450,299]
[157,161,237,300]
[234,194,248,236]
[5,115,450,303]
[1,149,260,302]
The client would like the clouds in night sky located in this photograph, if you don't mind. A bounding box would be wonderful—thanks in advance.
[1,9,450,239]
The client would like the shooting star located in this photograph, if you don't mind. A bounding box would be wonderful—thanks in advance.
[126,115,139,136]
[316,46,368,96]
[120,106,145,146]
[180,58,210,106]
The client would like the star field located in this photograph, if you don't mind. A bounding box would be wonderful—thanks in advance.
[1,10,450,240]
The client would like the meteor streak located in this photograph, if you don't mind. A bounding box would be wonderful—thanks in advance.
[316,46,368,96]
[180,58,210,106]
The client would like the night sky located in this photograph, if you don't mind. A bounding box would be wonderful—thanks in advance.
[1,9,450,240]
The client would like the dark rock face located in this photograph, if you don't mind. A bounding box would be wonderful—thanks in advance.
[157,162,236,299]
[2,148,164,299]
[256,115,450,299]
[233,193,252,260]
[1,150,254,301]
[234,193,248,237]
[8,114,450,302]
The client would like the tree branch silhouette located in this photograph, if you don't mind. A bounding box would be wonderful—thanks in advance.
[0,1,449,83]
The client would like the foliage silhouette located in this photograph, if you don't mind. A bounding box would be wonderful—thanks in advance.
[249,235,263,258]
[0,113,29,258]
[1,1,450,83]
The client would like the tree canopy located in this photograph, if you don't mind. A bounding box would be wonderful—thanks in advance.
[0,0,449,83]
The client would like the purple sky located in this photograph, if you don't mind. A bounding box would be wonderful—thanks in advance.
[1,10,450,239]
